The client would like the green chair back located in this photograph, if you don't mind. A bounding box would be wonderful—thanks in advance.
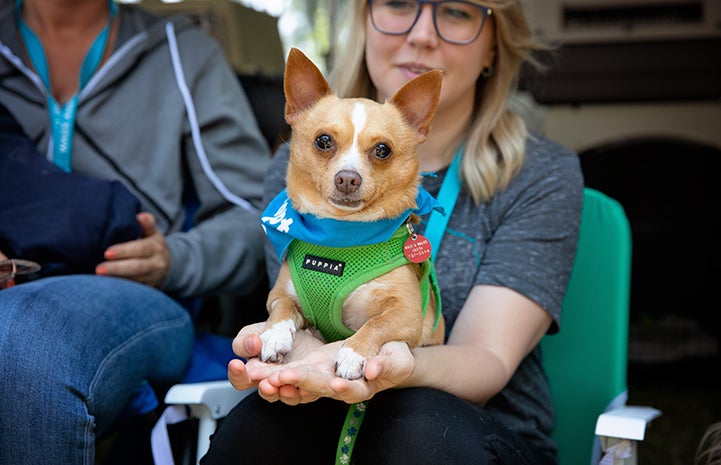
[541,188,632,465]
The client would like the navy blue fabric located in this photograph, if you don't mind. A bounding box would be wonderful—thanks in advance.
[0,103,142,277]
[181,332,240,383]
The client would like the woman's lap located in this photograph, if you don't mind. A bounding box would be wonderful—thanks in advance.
[201,387,550,465]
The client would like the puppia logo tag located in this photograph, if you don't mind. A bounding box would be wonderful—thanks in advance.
[302,254,345,277]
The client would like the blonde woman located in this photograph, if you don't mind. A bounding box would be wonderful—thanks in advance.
[204,1,583,463]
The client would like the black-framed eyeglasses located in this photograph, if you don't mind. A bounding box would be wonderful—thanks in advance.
[368,0,493,45]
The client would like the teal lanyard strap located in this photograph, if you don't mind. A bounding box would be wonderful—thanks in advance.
[15,0,116,172]
[425,145,464,260]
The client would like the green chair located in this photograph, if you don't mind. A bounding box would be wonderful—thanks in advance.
[542,188,660,465]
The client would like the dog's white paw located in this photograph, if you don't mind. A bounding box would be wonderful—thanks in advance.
[335,347,367,380]
[259,320,296,362]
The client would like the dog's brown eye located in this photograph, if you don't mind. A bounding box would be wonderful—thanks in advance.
[315,134,334,151]
[374,143,392,159]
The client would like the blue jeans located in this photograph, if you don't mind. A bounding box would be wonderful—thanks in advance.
[0,275,194,464]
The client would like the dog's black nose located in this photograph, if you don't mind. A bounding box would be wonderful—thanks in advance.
[334,170,362,194]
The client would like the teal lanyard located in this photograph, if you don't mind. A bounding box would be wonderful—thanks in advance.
[425,145,464,260]
[15,0,116,172]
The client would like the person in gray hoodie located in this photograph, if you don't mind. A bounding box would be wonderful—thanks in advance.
[0,0,270,463]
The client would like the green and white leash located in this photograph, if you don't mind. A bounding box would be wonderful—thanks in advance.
[333,146,463,464]
[335,401,367,464]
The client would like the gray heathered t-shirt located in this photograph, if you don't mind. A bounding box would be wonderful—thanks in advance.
[262,133,584,459]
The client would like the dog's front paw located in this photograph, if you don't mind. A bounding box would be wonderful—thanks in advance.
[335,347,367,380]
[259,320,296,362]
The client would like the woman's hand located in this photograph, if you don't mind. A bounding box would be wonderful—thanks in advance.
[227,323,331,401]
[332,341,415,402]
[229,322,416,406]
[270,341,415,405]
[95,212,171,288]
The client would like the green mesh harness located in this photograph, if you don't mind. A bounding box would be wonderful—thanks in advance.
[287,225,442,343]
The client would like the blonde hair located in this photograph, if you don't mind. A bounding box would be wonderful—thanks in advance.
[329,0,547,204]
[696,422,721,465]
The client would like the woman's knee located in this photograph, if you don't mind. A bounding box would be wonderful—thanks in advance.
[355,388,521,465]
[0,275,193,403]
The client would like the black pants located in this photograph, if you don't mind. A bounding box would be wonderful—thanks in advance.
[200,387,555,465]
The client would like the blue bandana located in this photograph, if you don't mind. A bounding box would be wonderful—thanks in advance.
[261,187,445,259]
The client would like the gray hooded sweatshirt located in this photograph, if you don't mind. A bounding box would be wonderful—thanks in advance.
[0,3,271,298]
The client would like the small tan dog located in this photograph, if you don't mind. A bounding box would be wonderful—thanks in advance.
[259,48,445,380]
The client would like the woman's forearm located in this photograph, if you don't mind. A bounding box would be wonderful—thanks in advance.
[402,343,511,405]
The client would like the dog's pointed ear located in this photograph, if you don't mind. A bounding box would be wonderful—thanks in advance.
[284,48,333,124]
[388,70,443,140]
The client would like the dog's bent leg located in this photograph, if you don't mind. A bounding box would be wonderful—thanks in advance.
[336,267,425,379]
[260,263,306,362]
